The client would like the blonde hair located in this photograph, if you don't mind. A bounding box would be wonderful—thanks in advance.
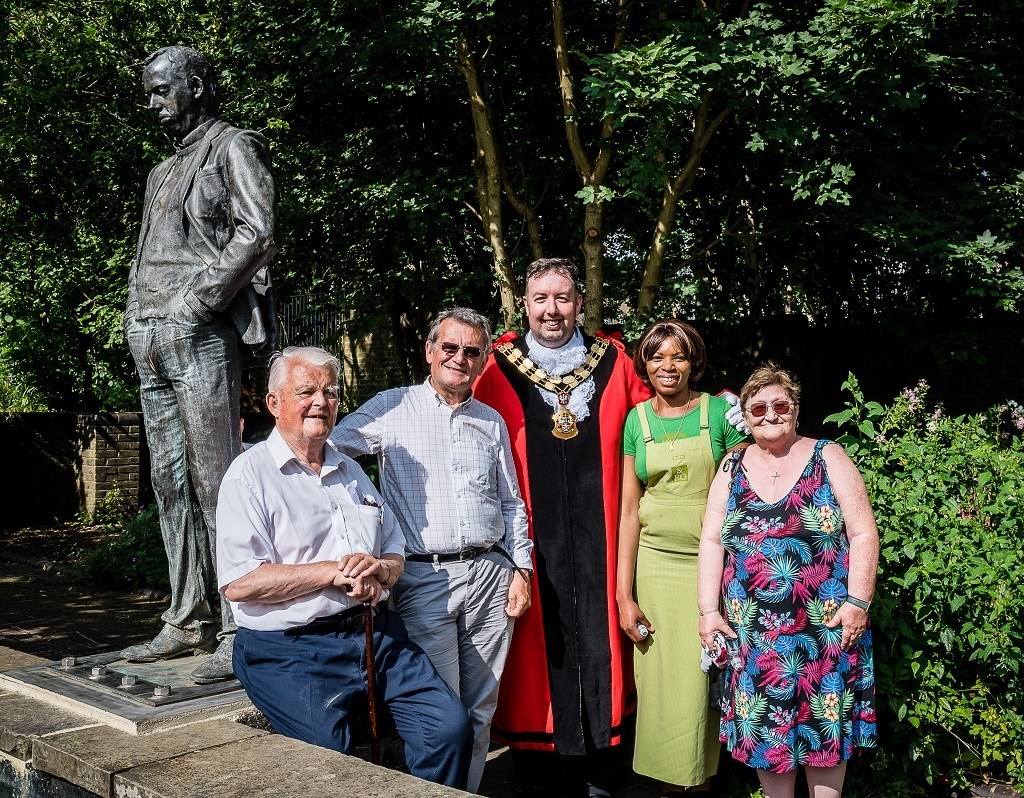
[739,362,801,408]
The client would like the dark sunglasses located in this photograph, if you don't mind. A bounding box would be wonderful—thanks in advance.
[745,399,795,418]
[437,342,484,359]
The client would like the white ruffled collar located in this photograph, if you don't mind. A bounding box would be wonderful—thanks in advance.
[523,329,596,422]
[524,329,586,375]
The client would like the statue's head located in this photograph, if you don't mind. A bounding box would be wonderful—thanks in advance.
[142,46,219,137]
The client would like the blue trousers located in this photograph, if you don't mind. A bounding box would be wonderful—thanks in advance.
[233,608,471,789]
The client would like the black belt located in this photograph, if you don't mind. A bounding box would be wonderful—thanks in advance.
[406,544,496,564]
[284,604,379,636]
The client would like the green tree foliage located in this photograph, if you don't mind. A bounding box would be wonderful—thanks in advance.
[74,502,170,590]
[0,1,147,410]
[827,375,1024,791]
[1,0,1021,409]
[576,1,1024,330]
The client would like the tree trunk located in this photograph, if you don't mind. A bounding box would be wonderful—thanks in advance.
[581,202,605,328]
[636,98,732,319]
[551,0,630,332]
[456,32,520,329]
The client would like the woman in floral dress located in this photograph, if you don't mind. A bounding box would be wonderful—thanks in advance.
[696,364,879,798]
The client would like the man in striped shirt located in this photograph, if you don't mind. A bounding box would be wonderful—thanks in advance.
[330,307,533,793]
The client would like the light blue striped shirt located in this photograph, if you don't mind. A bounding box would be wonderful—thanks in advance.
[330,380,533,570]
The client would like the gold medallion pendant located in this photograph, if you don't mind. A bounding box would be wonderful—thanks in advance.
[552,391,579,439]
[497,338,610,442]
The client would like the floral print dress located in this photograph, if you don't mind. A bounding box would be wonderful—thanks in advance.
[718,439,877,772]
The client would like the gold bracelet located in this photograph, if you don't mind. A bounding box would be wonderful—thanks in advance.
[699,608,721,617]
[379,560,392,588]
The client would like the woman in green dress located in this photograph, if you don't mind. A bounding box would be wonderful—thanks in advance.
[617,319,747,795]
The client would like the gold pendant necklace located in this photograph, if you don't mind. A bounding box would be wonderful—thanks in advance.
[653,390,691,451]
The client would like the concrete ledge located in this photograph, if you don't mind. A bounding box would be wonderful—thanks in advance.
[111,734,466,798]
[0,692,101,762]
[1,647,91,767]
[32,720,267,797]
[0,649,47,672]
[0,646,465,798]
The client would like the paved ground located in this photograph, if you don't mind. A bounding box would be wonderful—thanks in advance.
[0,558,165,659]
[0,553,764,797]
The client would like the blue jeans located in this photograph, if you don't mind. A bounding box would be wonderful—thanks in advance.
[233,608,471,789]
[126,316,240,635]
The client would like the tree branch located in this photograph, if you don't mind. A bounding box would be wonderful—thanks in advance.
[552,0,592,179]
[501,164,545,260]
[636,96,733,317]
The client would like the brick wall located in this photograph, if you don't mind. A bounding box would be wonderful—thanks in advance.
[77,413,149,518]
[0,413,149,530]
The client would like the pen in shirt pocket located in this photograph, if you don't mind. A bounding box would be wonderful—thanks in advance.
[362,495,383,523]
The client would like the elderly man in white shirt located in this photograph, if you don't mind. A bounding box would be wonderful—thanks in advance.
[217,346,470,789]
[331,307,532,793]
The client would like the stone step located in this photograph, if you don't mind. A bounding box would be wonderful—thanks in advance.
[0,645,465,798]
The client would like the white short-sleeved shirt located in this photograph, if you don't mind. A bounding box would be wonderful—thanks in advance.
[216,428,405,631]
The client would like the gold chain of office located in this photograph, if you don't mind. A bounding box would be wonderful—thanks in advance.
[497,338,610,440]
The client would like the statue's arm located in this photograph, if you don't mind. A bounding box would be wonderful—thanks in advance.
[186,131,277,315]
[124,167,167,327]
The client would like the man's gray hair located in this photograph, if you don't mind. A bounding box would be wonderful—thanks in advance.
[268,346,341,393]
[426,307,492,345]
[145,46,219,115]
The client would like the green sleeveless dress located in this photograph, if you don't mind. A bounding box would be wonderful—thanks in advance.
[632,393,720,786]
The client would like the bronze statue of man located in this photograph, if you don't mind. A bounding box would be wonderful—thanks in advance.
[121,46,277,684]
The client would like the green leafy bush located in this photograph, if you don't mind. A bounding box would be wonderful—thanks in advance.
[74,503,170,591]
[825,375,1024,793]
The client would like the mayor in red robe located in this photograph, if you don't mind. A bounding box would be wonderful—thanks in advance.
[473,258,651,784]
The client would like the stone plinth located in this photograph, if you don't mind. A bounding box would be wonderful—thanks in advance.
[0,652,250,736]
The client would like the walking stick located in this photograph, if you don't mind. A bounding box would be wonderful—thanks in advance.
[363,603,381,765]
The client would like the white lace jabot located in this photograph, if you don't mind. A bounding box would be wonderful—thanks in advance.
[524,330,597,422]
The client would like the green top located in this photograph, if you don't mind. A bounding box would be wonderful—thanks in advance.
[622,393,747,483]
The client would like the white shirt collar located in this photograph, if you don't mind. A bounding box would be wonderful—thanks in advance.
[266,427,343,475]
[423,377,474,409]
[525,327,584,354]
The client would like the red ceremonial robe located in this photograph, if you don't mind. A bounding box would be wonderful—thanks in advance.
[473,331,651,754]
